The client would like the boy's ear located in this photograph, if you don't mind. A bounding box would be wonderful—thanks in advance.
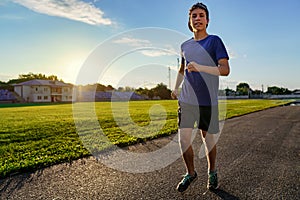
[188,18,193,32]
[206,19,209,27]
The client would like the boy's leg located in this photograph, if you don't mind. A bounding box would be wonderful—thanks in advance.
[201,130,219,189]
[198,105,219,172]
[179,128,195,175]
[177,128,198,192]
[201,131,217,172]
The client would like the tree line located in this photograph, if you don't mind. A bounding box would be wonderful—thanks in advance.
[78,83,171,100]
[0,73,61,91]
[0,73,298,99]
[0,73,172,100]
[228,82,297,96]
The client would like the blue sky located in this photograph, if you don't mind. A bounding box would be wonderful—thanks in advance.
[1,0,299,90]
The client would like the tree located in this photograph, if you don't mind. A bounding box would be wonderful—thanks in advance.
[0,81,12,90]
[106,85,115,91]
[135,87,153,99]
[151,83,171,100]
[267,86,292,95]
[96,83,109,91]
[224,87,235,96]
[236,82,251,95]
[117,86,135,92]
[18,72,58,81]
[7,72,60,84]
[252,89,263,95]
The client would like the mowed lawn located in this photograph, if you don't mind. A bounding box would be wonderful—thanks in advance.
[0,99,292,177]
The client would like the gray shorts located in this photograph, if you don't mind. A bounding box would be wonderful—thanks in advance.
[178,102,219,134]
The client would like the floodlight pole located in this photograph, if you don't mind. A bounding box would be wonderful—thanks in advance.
[168,66,171,89]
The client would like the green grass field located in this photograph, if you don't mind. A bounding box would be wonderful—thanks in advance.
[0,99,292,177]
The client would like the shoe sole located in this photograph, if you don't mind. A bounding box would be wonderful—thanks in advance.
[207,183,219,190]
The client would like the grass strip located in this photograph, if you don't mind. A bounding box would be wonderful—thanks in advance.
[0,99,293,177]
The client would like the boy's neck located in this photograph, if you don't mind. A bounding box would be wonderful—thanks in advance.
[193,30,208,41]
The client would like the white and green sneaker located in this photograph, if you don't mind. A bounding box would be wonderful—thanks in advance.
[207,171,218,190]
[176,171,198,193]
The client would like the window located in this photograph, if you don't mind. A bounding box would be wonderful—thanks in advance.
[44,88,48,92]
[44,96,48,100]
[37,96,42,100]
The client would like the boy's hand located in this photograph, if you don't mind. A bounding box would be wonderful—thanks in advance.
[171,89,179,99]
[187,61,201,72]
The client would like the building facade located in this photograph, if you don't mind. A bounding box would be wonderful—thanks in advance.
[13,79,73,102]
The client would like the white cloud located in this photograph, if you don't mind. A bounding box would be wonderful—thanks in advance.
[140,49,174,57]
[12,0,112,25]
[113,37,151,47]
[113,37,176,57]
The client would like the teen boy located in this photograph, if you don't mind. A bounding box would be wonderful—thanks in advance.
[171,2,230,193]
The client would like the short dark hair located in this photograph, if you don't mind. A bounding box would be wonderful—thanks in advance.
[188,2,209,32]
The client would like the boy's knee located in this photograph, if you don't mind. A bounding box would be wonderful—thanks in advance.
[205,134,218,148]
[179,129,193,149]
[179,137,191,149]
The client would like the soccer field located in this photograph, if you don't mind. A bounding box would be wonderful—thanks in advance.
[0,99,292,177]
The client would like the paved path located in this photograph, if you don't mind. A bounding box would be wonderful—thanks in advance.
[1,105,299,199]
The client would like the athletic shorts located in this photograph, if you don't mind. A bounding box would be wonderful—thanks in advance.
[178,101,219,134]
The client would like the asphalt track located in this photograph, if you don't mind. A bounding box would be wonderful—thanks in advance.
[1,105,299,199]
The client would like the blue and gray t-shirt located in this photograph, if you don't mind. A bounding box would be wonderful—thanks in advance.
[179,35,229,106]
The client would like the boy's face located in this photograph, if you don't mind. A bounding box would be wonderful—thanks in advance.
[190,8,209,32]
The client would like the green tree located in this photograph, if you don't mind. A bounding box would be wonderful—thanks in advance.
[267,86,292,95]
[236,82,251,95]
[7,72,60,84]
[106,85,115,91]
[135,87,153,99]
[0,81,12,90]
[96,83,109,91]
[151,83,171,100]
[252,89,263,95]
[224,87,235,96]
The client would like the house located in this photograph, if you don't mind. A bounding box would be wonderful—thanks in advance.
[0,89,16,102]
[13,79,73,102]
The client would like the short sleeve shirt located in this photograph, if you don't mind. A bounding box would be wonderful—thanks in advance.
[179,35,229,106]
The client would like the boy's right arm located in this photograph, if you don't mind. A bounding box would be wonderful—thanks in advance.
[171,57,185,99]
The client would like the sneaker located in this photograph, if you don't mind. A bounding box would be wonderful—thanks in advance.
[176,171,198,193]
[207,171,218,190]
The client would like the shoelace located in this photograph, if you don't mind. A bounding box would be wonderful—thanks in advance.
[182,174,193,184]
